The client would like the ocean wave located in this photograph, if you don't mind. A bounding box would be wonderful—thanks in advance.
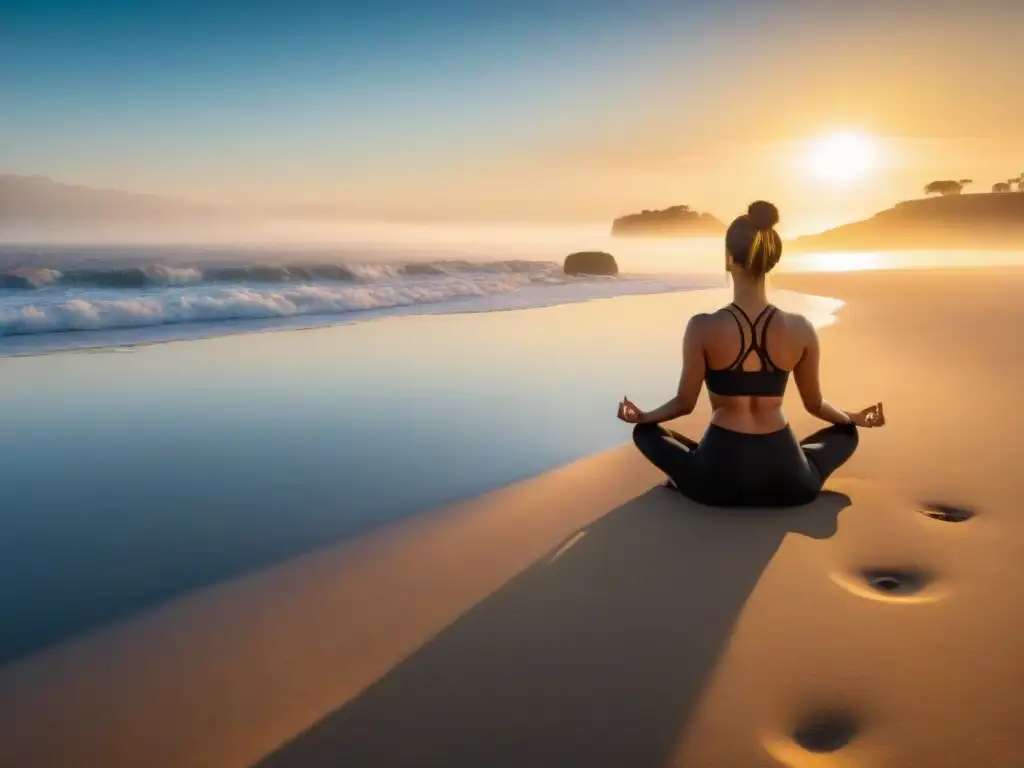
[0,269,732,340]
[0,259,559,290]
[0,254,749,354]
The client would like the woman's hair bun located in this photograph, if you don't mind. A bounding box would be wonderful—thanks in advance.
[747,200,779,231]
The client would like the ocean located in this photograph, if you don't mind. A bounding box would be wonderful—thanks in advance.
[0,243,734,355]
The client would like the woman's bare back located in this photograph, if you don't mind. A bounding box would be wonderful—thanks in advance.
[700,303,812,433]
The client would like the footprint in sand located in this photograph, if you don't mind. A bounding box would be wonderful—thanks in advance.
[762,710,861,764]
[791,710,859,753]
[860,567,931,595]
[831,564,946,604]
[918,501,976,523]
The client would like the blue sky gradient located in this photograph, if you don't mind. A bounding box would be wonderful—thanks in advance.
[3,0,1022,225]
[2,1,692,170]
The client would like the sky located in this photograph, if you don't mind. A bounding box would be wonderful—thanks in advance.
[2,0,1023,234]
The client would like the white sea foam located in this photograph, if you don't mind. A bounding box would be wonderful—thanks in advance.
[0,253,845,354]
[0,270,725,344]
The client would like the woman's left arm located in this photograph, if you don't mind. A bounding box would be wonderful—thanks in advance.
[638,315,707,425]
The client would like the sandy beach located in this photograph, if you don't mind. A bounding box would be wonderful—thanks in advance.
[0,267,1021,768]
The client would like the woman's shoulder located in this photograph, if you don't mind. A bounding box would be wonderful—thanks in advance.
[693,306,736,324]
[685,309,724,332]
[769,306,817,341]
[770,305,813,325]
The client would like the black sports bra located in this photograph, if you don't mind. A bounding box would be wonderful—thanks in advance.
[704,303,790,397]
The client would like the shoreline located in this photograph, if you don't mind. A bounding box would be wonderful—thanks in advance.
[2,259,1021,358]
[0,280,782,359]
[0,272,727,358]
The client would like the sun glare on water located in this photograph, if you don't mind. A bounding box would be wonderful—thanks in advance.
[804,131,878,184]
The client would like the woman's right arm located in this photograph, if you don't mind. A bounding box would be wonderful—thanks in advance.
[792,317,855,426]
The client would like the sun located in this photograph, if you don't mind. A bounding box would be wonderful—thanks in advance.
[804,131,878,185]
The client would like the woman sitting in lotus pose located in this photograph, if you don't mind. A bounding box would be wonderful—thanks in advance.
[617,200,884,507]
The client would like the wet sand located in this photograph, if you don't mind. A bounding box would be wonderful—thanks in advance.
[0,268,1020,768]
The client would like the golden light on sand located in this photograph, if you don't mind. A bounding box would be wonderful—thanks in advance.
[804,131,878,184]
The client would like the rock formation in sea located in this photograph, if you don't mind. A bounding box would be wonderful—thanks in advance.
[564,251,618,276]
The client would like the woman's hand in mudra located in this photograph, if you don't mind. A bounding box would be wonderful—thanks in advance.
[617,396,645,424]
[850,402,885,428]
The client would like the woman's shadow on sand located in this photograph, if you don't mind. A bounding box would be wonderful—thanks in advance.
[256,488,851,768]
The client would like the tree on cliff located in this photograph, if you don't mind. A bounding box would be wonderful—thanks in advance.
[923,179,971,196]
[993,182,1012,193]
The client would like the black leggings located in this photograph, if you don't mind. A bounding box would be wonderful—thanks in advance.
[632,421,859,507]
